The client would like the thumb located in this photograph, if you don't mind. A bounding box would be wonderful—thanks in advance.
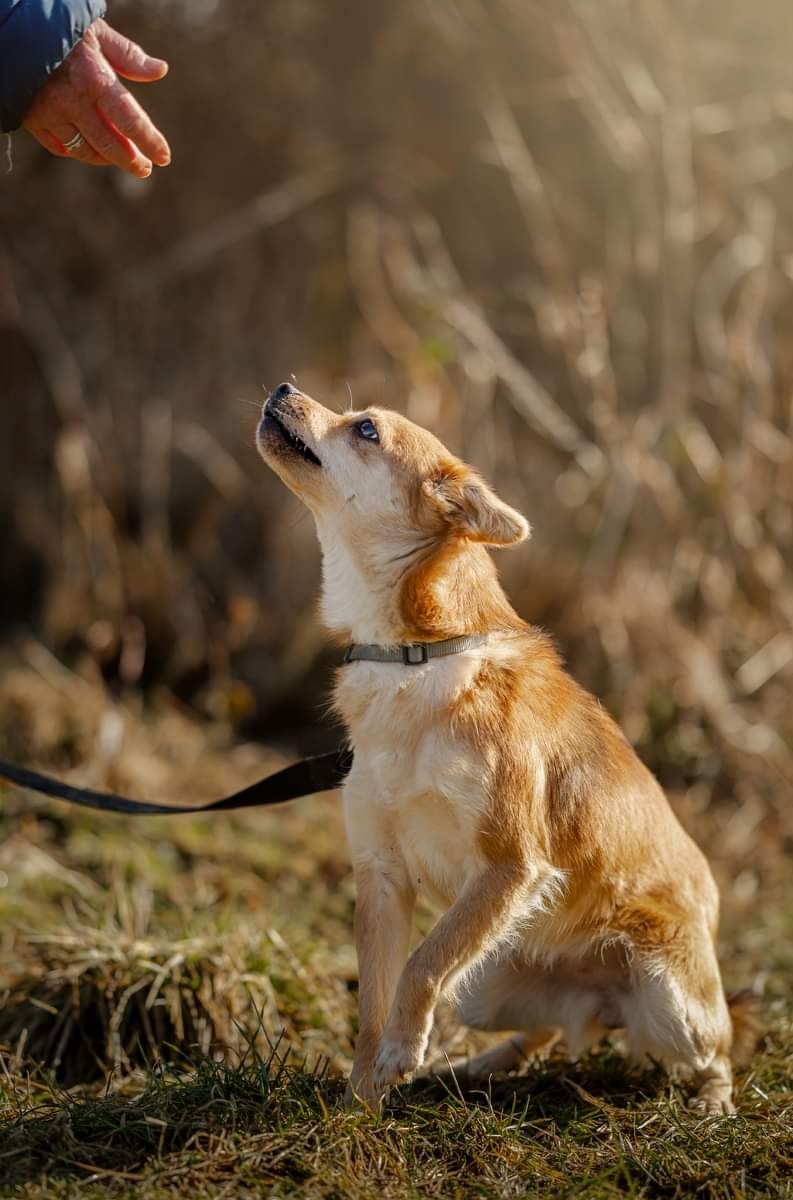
[95,20,169,82]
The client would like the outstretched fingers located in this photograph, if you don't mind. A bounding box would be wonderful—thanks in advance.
[21,17,171,176]
[74,105,153,178]
[95,20,169,83]
[97,80,170,167]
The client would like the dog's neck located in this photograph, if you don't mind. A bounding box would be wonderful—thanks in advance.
[315,518,520,645]
[318,534,403,644]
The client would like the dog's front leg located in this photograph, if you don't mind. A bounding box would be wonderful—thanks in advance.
[346,852,416,1107]
[371,862,535,1093]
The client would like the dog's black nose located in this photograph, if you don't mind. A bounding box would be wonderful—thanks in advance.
[270,382,298,403]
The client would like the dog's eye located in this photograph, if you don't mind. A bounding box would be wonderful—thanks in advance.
[356,418,380,443]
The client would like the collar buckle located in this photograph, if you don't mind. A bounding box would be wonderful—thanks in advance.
[402,643,429,665]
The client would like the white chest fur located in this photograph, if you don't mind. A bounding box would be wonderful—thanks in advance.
[339,655,491,905]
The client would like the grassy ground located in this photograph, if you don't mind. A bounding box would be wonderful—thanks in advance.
[0,665,791,1198]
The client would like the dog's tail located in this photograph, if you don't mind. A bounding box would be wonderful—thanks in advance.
[727,989,764,1066]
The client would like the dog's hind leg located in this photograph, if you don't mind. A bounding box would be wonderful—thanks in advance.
[689,1052,734,1115]
[430,1027,561,1087]
[621,912,735,1114]
[689,991,763,1113]
[453,949,611,1057]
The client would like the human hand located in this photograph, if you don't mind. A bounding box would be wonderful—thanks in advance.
[21,19,170,179]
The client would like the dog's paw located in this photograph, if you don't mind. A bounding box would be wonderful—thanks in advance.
[372,1029,429,1092]
[343,1079,382,1112]
[688,1093,736,1117]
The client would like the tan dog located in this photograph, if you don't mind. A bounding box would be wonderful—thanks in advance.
[256,382,758,1113]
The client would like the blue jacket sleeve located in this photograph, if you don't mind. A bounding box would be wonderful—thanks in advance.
[0,0,107,131]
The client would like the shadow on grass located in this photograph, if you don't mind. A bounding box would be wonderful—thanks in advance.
[0,1046,657,1189]
[1,1040,790,1197]
[408,1049,669,1131]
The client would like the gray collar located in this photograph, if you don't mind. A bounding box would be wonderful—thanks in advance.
[343,633,487,666]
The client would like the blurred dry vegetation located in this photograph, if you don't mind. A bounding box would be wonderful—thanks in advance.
[0,0,791,775]
[0,1,792,1188]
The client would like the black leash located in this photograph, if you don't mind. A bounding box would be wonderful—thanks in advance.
[0,748,353,816]
[0,635,487,816]
[0,633,486,816]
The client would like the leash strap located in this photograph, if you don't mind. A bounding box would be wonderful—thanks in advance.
[0,636,491,814]
[344,633,487,666]
[0,748,353,816]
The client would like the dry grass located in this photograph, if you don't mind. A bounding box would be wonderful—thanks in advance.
[1,1040,792,1199]
[0,668,791,1197]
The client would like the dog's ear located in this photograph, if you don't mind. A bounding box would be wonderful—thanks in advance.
[422,464,530,547]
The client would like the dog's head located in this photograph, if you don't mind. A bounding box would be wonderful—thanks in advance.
[257,383,529,638]
[257,383,529,544]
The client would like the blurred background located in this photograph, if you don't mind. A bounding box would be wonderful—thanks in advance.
[0,0,791,1084]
